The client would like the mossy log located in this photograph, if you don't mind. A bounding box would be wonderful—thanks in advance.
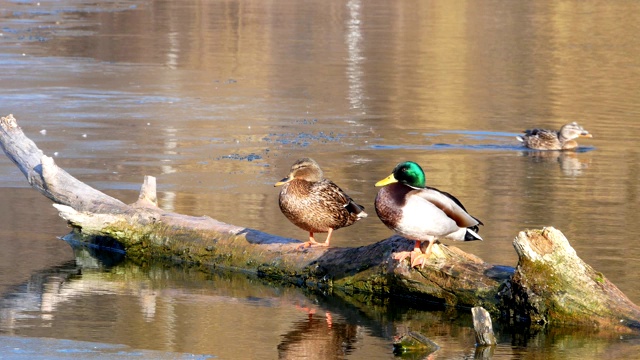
[2,114,640,331]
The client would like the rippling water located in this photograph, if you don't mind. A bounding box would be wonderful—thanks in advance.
[1,0,640,358]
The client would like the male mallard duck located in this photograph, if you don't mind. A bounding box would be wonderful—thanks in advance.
[374,161,483,268]
[275,158,367,248]
[516,122,592,150]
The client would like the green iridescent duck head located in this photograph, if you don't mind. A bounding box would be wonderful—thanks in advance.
[375,161,426,189]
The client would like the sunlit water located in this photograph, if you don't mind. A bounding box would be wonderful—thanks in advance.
[1,0,640,358]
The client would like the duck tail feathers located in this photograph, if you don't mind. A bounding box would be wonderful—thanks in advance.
[345,201,367,218]
[464,228,483,241]
[516,135,524,142]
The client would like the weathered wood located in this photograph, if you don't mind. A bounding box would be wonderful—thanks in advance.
[472,307,497,346]
[506,228,640,329]
[0,115,127,212]
[2,113,640,331]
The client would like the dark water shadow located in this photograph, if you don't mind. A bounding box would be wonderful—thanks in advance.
[61,233,126,267]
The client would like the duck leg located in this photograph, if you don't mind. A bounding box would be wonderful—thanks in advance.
[411,240,435,268]
[322,228,334,247]
[297,230,330,249]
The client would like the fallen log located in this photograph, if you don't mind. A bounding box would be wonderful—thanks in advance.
[2,114,639,331]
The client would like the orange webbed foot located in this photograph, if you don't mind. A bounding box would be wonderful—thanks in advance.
[411,242,435,268]
[296,231,332,250]
[395,240,434,268]
[394,248,428,267]
[296,239,329,250]
[410,252,430,268]
[297,240,316,250]
[393,251,413,263]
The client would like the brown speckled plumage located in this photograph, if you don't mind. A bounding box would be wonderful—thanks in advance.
[275,158,366,247]
[517,122,592,150]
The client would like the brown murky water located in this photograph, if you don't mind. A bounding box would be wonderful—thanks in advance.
[1,0,640,358]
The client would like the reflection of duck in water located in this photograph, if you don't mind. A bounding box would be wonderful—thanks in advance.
[521,150,591,177]
[517,122,592,150]
[278,305,360,359]
[374,161,483,268]
[274,158,367,248]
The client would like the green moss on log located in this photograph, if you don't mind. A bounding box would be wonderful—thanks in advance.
[96,221,287,271]
[333,265,389,293]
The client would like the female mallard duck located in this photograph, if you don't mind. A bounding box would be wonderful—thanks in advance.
[275,158,367,248]
[517,122,592,150]
[375,161,483,268]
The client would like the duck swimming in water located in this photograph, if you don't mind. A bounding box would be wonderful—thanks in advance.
[374,161,483,268]
[275,158,367,248]
[517,122,592,150]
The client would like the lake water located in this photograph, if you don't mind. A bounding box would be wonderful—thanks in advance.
[1,0,640,358]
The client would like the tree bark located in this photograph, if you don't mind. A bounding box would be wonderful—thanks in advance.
[2,114,639,331]
[505,228,640,330]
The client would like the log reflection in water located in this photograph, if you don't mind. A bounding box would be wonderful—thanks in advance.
[2,240,640,358]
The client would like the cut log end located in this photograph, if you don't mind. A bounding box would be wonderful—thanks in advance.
[508,227,640,330]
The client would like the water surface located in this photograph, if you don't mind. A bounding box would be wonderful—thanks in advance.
[1,0,640,358]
